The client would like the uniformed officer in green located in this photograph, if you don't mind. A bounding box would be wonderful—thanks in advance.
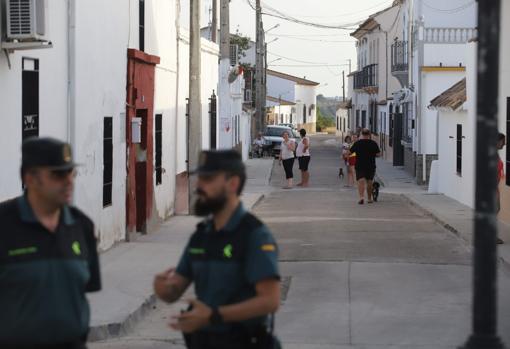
[0,138,101,349]
[153,150,281,349]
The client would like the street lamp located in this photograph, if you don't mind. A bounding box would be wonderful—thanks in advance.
[268,57,282,65]
[266,37,279,45]
[459,1,507,348]
[265,23,280,34]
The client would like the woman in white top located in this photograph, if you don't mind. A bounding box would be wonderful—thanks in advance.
[296,128,311,187]
[279,131,296,189]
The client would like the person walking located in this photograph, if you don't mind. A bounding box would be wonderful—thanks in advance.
[0,137,101,349]
[342,135,355,187]
[153,150,281,349]
[348,129,381,204]
[497,132,506,244]
[279,131,296,189]
[296,128,311,187]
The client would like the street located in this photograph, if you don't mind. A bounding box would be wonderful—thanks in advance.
[90,135,510,349]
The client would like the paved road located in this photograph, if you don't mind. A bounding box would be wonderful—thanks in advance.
[91,134,510,348]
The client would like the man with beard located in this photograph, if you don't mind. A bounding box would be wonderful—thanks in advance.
[0,138,101,348]
[153,150,281,349]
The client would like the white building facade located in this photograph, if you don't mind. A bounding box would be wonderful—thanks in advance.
[0,0,219,250]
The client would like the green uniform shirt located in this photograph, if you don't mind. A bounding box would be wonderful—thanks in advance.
[176,203,280,332]
[0,195,101,346]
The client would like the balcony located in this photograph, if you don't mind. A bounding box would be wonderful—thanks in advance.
[353,63,378,91]
[391,40,408,87]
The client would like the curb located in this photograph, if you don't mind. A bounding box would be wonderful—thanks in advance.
[400,193,510,273]
[89,295,157,341]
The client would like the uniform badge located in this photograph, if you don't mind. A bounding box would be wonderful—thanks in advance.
[63,144,72,163]
[261,244,276,252]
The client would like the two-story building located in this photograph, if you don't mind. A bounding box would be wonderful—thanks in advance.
[0,0,219,250]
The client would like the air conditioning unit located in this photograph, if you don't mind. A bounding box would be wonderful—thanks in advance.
[6,0,46,41]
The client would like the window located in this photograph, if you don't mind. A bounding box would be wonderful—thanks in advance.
[361,110,367,128]
[209,92,217,149]
[389,104,394,147]
[456,124,462,175]
[155,114,163,185]
[506,98,510,185]
[22,58,39,141]
[103,117,113,207]
[356,110,360,128]
[139,0,145,52]
[343,118,346,132]
[303,105,307,124]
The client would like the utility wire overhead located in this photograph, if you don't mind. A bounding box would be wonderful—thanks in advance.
[421,0,475,13]
[244,0,363,30]
[265,0,393,19]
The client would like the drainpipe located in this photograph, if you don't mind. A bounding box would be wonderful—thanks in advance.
[174,0,181,212]
[67,0,76,201]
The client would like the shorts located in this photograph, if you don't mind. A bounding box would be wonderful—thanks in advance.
[355,167,376,181]
[348,156,356,166]
[298,156,311,171]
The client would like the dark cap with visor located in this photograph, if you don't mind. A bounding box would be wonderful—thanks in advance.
[192,150,245,176]
[22,137,77,171]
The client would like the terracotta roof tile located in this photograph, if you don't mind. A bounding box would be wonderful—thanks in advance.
[429,78,466,110]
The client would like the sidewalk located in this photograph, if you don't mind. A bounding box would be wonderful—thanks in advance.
[87,158,274,341]
[376,158,510,271]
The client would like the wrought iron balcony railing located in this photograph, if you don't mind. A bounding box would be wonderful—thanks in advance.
[391,40,408,73]
[353,63,378,90]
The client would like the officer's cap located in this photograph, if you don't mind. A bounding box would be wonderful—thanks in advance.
[22,137,77,171]
[192,150,245,176]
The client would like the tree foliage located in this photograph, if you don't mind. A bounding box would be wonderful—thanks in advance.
[230,33,251,63]
[316,106,335,131]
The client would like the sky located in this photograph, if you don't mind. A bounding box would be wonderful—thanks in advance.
[213,0,395,97]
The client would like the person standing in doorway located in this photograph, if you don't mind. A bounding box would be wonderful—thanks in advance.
[349,129,381,204]
[296,129,311,187]
[279,131,296,189]
[0,137,101,348]
[497,132,506,244]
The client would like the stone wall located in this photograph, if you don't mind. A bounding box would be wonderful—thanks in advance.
[404,146,416,178]
[416,154,438,185]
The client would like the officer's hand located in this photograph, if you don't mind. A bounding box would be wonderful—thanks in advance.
[153,268,175,299]
[170,299,212,333]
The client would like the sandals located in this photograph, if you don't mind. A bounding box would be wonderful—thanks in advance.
[358,199,364,205]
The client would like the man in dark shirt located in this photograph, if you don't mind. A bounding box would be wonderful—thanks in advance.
[0,138,101,348]
[349,128,381,204]
[153,150,281,349]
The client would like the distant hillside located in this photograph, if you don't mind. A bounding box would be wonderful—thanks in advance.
[317,95,343,120]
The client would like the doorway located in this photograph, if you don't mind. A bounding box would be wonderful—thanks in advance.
[393,110,404,166]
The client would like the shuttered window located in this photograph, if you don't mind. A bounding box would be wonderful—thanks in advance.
[103,117,113,207]
[155,114,163,185]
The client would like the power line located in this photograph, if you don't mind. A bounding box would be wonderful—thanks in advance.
[266,0,393,19]
[421,0,475,13]
[244,0,363,30]
[268,35,356,43]
[269,64,350,67]
[266,33,351,37]
[267,51,331,65]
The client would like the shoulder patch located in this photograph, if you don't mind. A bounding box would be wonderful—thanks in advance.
[261,244,276,252]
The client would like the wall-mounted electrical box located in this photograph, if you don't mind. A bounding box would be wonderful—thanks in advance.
[131,117,142,144]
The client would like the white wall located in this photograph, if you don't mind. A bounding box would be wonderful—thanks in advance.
[0,1,69,201]
[420,71,465,154]
[267,74,296,102]
[295,85,317,125]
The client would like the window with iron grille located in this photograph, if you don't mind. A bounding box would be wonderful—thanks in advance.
[139,0,145,52]
[456,124,462,175]
[22,57,39,141]
[155,114,163,185]
[103,117,113,207]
